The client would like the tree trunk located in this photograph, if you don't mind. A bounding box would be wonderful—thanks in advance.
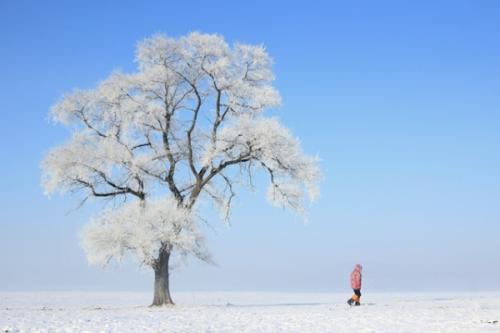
[151,247,174,306]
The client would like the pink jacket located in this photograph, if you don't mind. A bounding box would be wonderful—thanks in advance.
[350,264,362,289]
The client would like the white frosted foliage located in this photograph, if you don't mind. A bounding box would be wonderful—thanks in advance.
[41,32,320,292]
[210,115,320,213]
[82,198,205,267]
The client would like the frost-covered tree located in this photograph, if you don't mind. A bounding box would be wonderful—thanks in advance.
[42,32,320,306]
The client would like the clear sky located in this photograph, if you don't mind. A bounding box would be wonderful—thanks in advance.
[1,0,499,293]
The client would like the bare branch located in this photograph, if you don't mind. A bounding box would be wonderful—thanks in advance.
[78,108,107,138]
[73,178,131,198]
[161,98,183,202]
[132,142,152,150]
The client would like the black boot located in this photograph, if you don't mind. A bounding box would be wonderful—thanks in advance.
[347,298,354,306]
[355,301,360,306]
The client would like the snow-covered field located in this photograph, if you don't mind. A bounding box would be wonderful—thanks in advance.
[1,291,499,332]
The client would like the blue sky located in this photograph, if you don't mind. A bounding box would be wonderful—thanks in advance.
[1,0,499,292]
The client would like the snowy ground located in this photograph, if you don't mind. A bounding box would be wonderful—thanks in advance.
[1,292,499,332]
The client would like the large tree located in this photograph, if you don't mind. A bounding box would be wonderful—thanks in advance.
[42,32,320,306]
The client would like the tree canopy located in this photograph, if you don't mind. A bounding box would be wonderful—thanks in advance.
[42,32,320,304]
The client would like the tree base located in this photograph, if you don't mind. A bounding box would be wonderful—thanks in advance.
[149,301,175,307]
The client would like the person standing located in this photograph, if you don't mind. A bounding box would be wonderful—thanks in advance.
[347,264,363,306]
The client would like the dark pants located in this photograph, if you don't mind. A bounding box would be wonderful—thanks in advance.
[353,289,361,297]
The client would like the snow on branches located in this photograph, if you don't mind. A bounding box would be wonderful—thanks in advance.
[82,198,208,267]
[42,32,320,271]
[207,114,320,215]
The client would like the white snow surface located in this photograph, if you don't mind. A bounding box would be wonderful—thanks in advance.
[1,291,499,332]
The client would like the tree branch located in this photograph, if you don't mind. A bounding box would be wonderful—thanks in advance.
[185,81,202,179]
[73,178,131,198]
[161,99,183,202]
